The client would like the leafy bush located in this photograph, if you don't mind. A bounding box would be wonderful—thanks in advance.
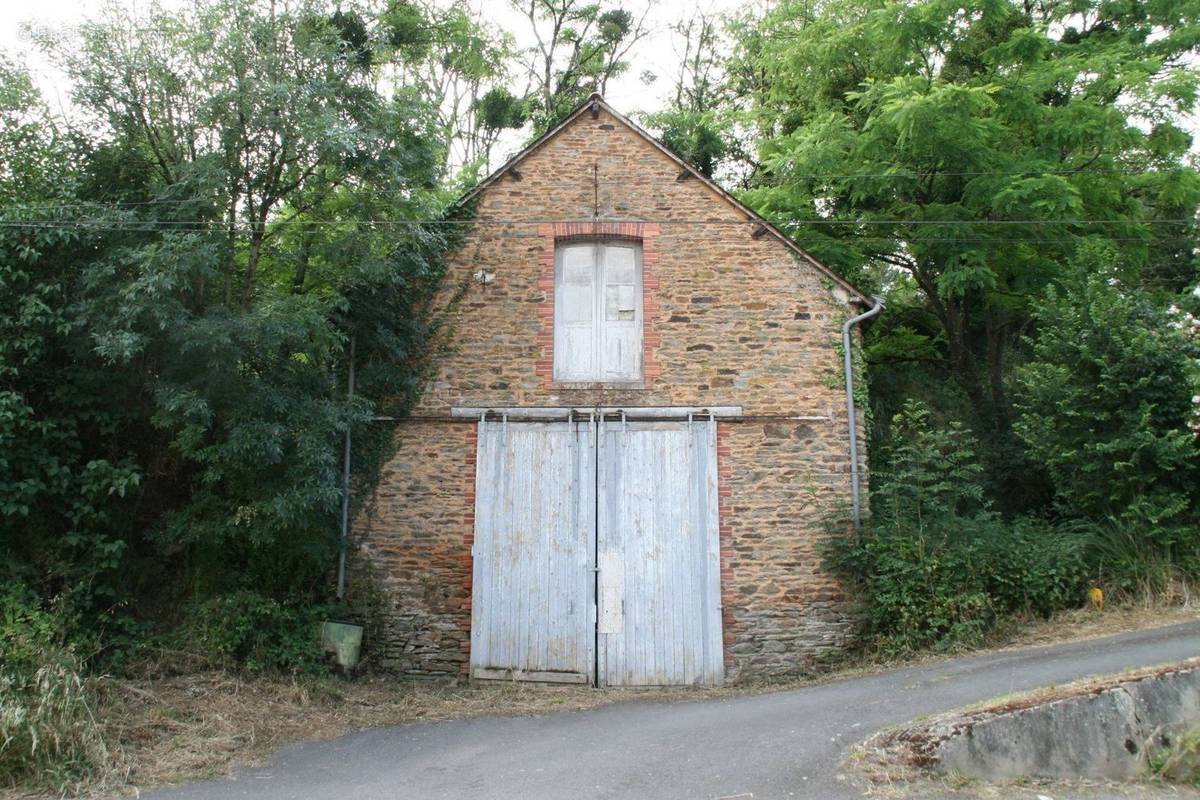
[830,512,1091,653]
[1015,244,1200,524]
[183,591,334,674]
[0,585,106,793]
[0,5,460,664]
[828,401,1091,654]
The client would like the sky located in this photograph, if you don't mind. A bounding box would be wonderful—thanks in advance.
[1,0,1195,159]
[0,0,748,122]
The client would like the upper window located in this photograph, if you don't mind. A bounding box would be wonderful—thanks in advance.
[554,241,643,382]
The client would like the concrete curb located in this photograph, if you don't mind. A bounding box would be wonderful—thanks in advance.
[931,662,1200,780]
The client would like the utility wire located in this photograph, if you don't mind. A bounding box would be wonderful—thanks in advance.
[0,223,1193,246]
[0,218,1195,228]
[6,164,1195,211]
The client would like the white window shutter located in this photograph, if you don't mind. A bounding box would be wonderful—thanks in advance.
[553,242,642,382]
[554,244,597,380]
[600,244,641,381]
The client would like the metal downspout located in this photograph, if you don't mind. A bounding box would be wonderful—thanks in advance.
[842,295,885,539]
[336,335,356,600]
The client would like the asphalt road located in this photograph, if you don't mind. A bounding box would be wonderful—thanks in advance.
[145,621,1200,800]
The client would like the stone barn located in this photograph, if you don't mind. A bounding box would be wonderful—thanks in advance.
[357,94,876,686]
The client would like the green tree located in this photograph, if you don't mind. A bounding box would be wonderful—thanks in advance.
[732,0,1200,509]
[515,0,653,132]
[1015,241,1200,523]
[56,0,445,307]
[383,0,526,173]
[828,401,1090,652]
[0,57,140,609]
[642,12,732,178]
[2,1,458,658]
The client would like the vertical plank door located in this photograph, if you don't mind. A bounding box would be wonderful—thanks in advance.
[597,419,723,686]
[470,419,596,683]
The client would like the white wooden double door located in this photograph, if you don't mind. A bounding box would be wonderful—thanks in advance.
[469,416,724,686]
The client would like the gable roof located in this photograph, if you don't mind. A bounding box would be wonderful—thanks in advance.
[456,93,870,306]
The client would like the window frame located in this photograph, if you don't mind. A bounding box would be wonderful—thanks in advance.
[552,239,644,384]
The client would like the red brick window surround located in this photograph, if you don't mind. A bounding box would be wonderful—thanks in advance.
[459,423,478,676]
[535,221,662,389]
[716,422,735,671]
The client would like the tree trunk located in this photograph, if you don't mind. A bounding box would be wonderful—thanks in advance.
[292,231,311,294]
[224,209,237,305]
[986,310,1010,432]
[243,226,264,308]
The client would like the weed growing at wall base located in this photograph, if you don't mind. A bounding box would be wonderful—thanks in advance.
[827,401,1093,654]
[1150,728,1200,786]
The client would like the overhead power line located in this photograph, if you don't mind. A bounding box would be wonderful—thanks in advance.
[0,217,1195,228]
[0,222,1195,247]
[5,166,1195,212]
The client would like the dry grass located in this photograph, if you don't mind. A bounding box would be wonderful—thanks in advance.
[999,592,1199,650]
[14,673,727,799]
[10,599,1198,799]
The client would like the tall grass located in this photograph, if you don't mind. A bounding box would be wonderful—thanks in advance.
[0,587,107,794]
[1087,520,1198,602]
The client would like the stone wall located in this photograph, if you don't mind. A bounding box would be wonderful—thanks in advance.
[720,422,854,676]
[356,422,475,678]
[357,103,866,680]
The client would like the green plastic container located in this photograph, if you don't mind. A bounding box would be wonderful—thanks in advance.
[320,620,364,669]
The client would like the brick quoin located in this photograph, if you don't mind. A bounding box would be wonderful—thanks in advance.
[459,425,478,677]
[717,422,736,671]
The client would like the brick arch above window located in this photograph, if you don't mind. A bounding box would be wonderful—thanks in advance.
[535,222,662,389]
